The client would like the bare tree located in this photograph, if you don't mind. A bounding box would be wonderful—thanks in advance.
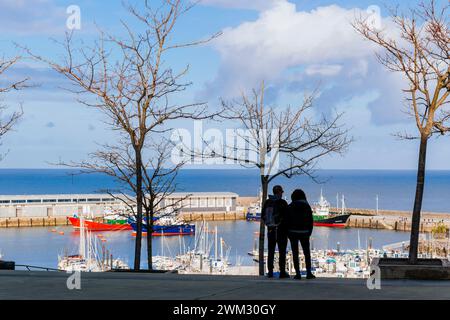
[354,0,449,264]
[72,138,188,270]
[195,83,351,275]
[141,140,190,270]
[26,0,219,270]
[0,56,27,150]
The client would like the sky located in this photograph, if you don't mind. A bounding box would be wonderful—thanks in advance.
[0,0,449,170]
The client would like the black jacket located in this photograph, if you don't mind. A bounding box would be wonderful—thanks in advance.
[287,200,313,236]
[262,195,289,230]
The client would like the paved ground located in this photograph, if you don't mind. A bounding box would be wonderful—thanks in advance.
[1,271,450,300]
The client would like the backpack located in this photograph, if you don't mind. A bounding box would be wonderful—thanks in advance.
[263,199,282,227]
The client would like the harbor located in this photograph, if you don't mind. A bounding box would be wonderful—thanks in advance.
[1,193,450,234]
[1,222,449,278]
[1,188,450,279]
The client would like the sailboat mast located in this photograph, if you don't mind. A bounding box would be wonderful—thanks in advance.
[79,213,85,259]
[376,195,379,214]
[205,224,209,257]
[214,226,218,261]
[358,230,361,251]
[220,237,223,261]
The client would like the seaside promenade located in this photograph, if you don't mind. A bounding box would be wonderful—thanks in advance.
[1,270,450,300]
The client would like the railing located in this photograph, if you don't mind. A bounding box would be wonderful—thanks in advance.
[15,264,61,272]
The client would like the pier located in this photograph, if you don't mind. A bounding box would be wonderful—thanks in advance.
[0,194,449,232]
[340,208,450,233]
[0,192,243,228]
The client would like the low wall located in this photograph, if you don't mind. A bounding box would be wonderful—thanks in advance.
[180,212,246,222]
[347,215,449,233]
[0,217,71,228]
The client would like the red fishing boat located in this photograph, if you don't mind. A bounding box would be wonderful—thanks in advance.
[68,217,132,231]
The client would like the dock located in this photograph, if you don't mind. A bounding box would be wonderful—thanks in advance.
[0,194,449,232]
[339,208,450,233]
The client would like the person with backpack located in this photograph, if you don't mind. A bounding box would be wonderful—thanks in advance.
[287,189,316,280]
[262,185,289,278]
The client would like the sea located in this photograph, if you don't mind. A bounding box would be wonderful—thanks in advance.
[0,169,448,269]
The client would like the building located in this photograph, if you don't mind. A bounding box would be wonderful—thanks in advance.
[0,192,239,218]
[161,192,238,213]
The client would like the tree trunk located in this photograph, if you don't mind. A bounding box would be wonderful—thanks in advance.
[409,136,428,264]
[134,150,143,271]
[258,178,269,276]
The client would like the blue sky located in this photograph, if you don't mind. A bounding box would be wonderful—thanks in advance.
[0,0,449,170]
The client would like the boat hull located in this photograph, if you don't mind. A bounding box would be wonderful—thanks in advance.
[130,222,195,236]
[246,212,261,221]
[245,213,351,228]
[69,217,133,231]
[313,214,351,228]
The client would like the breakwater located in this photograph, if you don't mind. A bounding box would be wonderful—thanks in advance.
[0,193,449,232]
[0,217,70,228]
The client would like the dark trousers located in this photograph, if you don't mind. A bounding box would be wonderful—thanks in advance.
[267,227,288,273]
[288,234,312,275]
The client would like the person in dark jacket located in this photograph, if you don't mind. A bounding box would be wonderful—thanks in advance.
[287,189,316,280]
[262,185,289,278]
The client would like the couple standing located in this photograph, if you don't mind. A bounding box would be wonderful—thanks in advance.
[262,185,315,280]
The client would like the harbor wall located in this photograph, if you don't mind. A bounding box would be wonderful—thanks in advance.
[1,193,450,231]
[180,211,246,222]
[0,216,70,228]
[0,212,246,228]
[347,215,450,233]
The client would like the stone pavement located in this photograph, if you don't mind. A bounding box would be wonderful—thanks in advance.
[1,271,449,300]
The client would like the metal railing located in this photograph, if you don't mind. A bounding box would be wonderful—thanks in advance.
[15,264,61,272]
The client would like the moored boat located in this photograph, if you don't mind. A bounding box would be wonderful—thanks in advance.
[246,204,261,221]
[313,190,350,228]
[129,216,195,236]
[59,216,129,272]
[69,217,132,231]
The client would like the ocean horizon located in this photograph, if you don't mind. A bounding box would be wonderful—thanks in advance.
[0,168,449,213]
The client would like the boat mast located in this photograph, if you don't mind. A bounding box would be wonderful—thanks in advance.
[214,226,218,261]
[161,229,165,257]
[220,237,224,261]
[79,208,86,259]
[357,230,361,251]
[205,223,209,258]
[376,195,379,215]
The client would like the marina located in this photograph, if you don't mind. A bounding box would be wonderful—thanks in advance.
[0,220,413,273]
[0,172,449,278]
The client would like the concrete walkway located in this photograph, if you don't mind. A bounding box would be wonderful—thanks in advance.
[1,271,449,300]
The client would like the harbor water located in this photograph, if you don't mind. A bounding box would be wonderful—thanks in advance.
[0,169,444,269]
[0,221,410,269]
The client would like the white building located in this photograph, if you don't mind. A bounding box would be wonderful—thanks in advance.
[0,192,239,218]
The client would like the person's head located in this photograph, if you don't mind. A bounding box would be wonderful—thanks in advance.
[291,189,307,202]
[272,185,284,199]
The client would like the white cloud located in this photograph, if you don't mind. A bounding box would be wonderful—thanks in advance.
[306,64,343,77]
[202,0,407,126]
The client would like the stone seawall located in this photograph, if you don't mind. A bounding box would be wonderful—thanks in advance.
[0,217,70,228]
